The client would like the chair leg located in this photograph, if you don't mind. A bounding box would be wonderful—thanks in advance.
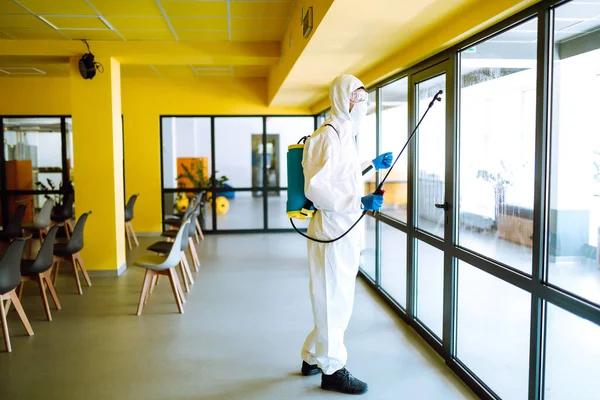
[0,296,11,352]
[148,275,159,296]
[75,253,92,287]
[52,259,60,285]
[43,271,61,310]
[27,236,34,258]
[178,262,190,293]
[8,290,33,336]
[144,277,154,305]
[71,255,83,295]
[4,297,11,315]
[170,269,186,305]
[17,282,24,300]
[136,270,153,316]
[129,222,139,247]
[37,274,52,321]
[167,269,184,314]
[125,223,132,251]
[188,239,200,271]
[181,254,194,285]
[64,222,71,241]
[195,218,204,241]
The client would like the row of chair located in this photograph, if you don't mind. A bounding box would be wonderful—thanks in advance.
[134,196,203,315]
[0,210,91,352]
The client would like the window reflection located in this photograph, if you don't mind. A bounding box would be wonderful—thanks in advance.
[547,1,600,305]
[458,18,538,274]
[380,78,409,222]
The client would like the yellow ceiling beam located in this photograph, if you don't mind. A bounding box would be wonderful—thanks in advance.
[268,0,539,110]
[267,0,336,105]
[0,40,281,66]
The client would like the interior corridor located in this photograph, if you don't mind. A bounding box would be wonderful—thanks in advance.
[0,234,476,400]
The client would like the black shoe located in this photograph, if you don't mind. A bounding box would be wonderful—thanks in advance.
[321,368,368,395]
[301,361,321,376]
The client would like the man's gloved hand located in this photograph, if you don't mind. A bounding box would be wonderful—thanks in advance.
[361,193,384,211]
[372,152,393,170]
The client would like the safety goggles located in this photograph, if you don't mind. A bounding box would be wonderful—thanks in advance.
[349,89,368,104]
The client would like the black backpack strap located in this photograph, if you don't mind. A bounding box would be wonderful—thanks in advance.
[324,123,339,138]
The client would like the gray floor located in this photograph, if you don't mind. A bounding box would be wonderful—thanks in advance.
[0,233,477,400]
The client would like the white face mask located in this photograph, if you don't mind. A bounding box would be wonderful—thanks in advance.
[350,101,368,127]
[349,102,368,137]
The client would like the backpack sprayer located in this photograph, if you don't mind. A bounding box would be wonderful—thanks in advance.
[287,89,443,243]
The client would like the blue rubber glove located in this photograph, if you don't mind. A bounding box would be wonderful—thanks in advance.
[372,152,393,170]
[361,193,384,211]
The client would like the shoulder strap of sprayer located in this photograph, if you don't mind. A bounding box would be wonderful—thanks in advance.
[298,123,339,214]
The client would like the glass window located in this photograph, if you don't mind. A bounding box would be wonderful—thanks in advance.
[266,116,314,229]
[359,91,377,202]
[360,216,377,280]
[456,261,530,399]
[215,117,264,229]
[381,78,408,222]
[547,1,600,304]
[163,192,213,231]
[416,74,446,239]
[415,240,444,339]
[215,117,262,189]
[380,222,407,308]
[458,18,538,274]
[3,117,63,217]
[544,303,600,400]
[213,190,263,230]
[162,117,212,190]
[66,117,74,187]
[357,92,377,175]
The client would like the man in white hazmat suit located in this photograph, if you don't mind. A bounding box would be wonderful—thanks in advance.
[300,74,393,395]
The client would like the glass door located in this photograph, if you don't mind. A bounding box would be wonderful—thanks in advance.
[409,64,450,343]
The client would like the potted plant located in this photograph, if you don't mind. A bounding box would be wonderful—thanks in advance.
[35,178,74,215]
[175,160,229,229]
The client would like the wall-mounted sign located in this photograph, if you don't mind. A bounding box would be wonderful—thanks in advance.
[303,7,313,39]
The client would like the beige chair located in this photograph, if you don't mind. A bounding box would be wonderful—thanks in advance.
[133,219,190,315]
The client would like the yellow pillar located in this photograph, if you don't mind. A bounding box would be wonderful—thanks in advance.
[70,57,126,275]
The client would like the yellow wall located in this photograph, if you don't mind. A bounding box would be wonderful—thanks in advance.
[0,77,71,115]
[0,74,311,237]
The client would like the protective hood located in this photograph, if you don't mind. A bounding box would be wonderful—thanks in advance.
[329,74,365,123]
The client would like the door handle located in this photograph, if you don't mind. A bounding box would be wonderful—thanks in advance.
[434,201,450,211]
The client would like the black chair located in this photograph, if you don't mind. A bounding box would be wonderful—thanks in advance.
[165,196,203,243]
[169,195,204,242]
[52,212,91,295]
[164,195,197,226]
[0,204,27,243]
[148,219,194,293]
[51,193,74,239]
[19,225,62,321]
[0,237,33,352]
[125,194,139,250]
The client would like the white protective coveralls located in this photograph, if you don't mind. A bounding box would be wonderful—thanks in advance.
[301,75,374,375]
